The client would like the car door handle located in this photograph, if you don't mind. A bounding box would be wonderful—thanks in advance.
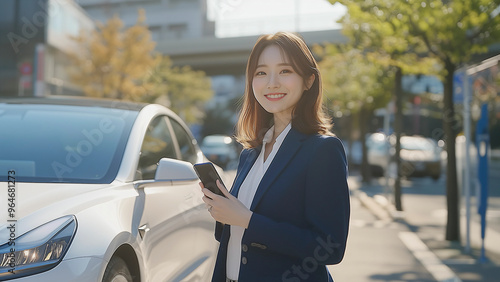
[138,224,150,239]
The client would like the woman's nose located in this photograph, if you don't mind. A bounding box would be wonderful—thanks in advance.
[267,73,280,89]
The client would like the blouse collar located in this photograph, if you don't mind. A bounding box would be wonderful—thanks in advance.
[262,122,292,146]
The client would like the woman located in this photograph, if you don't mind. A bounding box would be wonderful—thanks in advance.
[201,31,350,282]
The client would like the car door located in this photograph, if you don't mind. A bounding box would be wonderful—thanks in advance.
[168,117,218,279]
[135,115,212,281]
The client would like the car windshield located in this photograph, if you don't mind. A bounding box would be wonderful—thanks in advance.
[0,104,138,183]
[401,137,434,151]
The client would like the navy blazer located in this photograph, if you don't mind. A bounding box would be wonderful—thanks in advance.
[212,128,350,282]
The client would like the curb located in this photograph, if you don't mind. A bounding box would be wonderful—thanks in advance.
[356,191,392,221]
[356,190,405,221]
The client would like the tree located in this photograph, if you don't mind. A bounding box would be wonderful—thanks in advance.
[334,0,436,212]
[314,44,393,182]
[142,56,213,124]
[334,0,500,241]
[401,0,500,241]
[69,9,158,100]
[69,10,213,124]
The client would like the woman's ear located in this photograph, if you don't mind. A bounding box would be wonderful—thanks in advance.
[305,74,315,90]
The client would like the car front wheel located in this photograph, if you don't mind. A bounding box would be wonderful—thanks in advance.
[102,256,133,282]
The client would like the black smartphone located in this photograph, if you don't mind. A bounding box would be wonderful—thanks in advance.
[193,162,226,198]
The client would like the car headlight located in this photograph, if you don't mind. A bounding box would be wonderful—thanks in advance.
[0,215,77,280]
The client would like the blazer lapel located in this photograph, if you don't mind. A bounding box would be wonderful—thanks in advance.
[230,147,260,197]
[250,128,307,210]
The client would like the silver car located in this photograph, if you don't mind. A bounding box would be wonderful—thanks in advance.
[366,133,442,180]
[0,97,218,281]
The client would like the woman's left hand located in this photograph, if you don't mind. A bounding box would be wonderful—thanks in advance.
[201,180,253,228]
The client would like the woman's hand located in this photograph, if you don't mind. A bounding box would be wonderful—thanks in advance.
[199,180,253,228]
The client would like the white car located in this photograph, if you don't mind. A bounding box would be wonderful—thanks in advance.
[365,133,442,180]
[0,97,218,281]
[200,135,239,170]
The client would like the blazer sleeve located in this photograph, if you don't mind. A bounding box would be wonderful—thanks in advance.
[243,136,350,265]
[214,148,253,242]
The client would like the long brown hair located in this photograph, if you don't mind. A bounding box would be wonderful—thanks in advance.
[236,31,332,149]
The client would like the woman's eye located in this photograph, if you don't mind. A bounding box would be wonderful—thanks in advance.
[281,69,293,74]
[255,71,266,76]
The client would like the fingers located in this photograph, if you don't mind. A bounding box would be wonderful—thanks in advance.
[202,189,215,206]
[216,179,231,198]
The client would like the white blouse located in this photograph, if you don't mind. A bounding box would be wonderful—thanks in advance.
[226,123,292,280]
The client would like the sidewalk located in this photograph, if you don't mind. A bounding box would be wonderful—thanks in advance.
[353,173,500,282]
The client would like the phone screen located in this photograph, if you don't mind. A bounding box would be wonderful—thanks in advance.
[193,162,226,197]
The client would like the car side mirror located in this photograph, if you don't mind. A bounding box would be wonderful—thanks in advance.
[155,158,198,182]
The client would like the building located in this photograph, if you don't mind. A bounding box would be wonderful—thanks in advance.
[77,0,215,41]
[0,0,94,97]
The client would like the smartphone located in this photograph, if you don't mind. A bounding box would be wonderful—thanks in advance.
[193,162,226,198]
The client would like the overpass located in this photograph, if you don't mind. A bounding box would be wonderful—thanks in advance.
[157,29,347,76]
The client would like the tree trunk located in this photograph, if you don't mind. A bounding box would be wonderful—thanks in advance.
[360,106,372,183]
[443,58,460,241]
[394,67,403,211]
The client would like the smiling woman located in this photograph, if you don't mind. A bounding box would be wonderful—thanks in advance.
[200,32,350,282]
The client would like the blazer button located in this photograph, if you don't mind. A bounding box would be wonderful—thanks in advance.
[242,244,248,252]
[241,257,248,264]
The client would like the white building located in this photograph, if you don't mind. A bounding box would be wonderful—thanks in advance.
[77,0,215,41]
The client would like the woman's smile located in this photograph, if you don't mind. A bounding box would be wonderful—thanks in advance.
[265,93,287,101]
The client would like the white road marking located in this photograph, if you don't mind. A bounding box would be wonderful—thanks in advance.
[399,231,462,282]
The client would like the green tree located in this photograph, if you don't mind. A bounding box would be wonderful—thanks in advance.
[69,9,158,100]
[315,44,393,182]
[142,56,213,124]
[69,10,213,124]
[334,0,436,212]
[334,0,500,241]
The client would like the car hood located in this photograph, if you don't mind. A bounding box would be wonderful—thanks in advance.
[0,181,130,241]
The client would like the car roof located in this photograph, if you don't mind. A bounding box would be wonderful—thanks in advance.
[0,96,147,111]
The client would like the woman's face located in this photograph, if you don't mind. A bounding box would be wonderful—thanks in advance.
[252,45,313,122]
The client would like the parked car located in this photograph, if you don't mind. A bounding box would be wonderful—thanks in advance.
[365,133,442,180]
[0,96,218,281]
[365,133,391,177]
[200,135,239,169]
[397,135,442,180]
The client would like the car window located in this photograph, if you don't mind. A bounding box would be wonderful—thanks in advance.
[169,118,198,164]
[137,116,177,180]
